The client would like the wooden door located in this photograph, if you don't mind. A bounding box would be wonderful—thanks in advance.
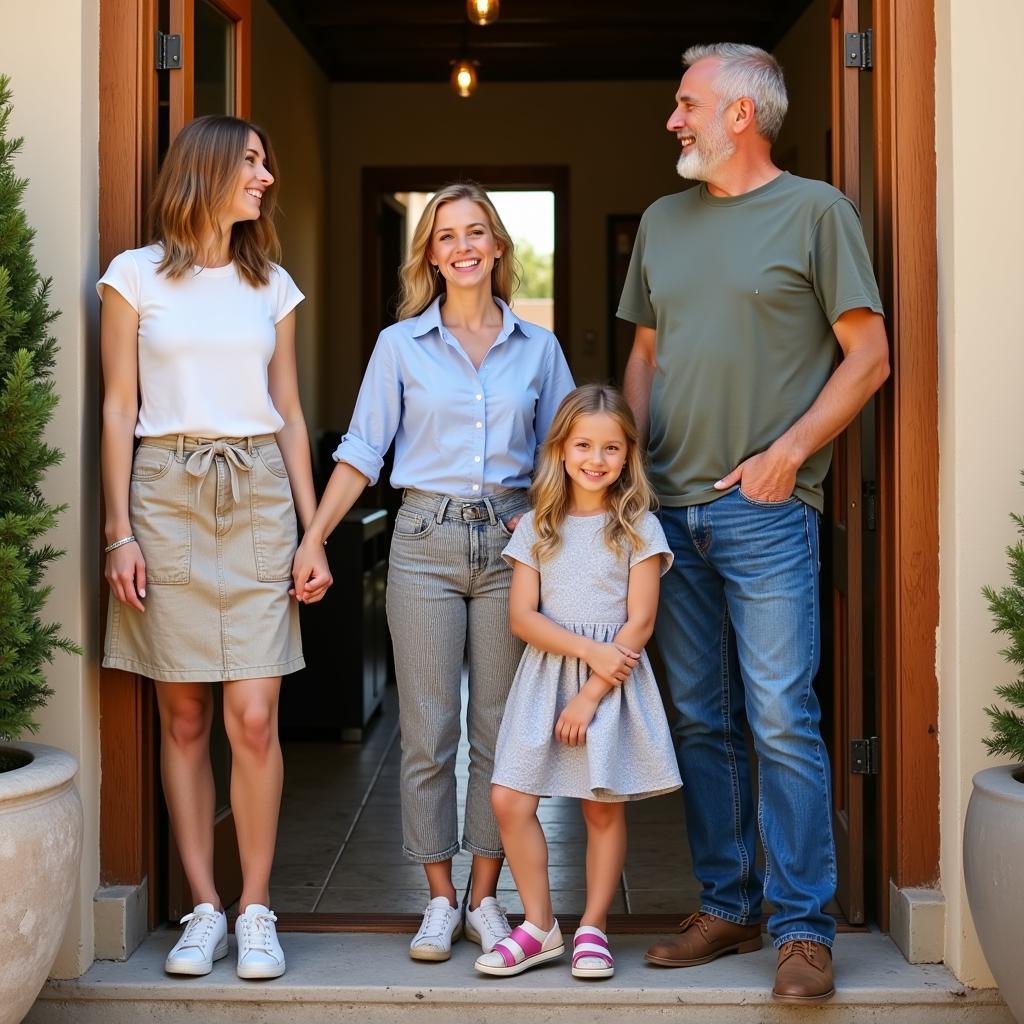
[828,0,873,925]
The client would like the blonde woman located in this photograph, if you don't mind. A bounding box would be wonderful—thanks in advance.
[292,182,573,960]
[99,115,329,980]
[477,385,680,979]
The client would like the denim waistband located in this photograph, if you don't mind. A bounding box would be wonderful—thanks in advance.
[401,487,529,525]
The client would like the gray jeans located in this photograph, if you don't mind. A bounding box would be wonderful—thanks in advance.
[386,487,530,863]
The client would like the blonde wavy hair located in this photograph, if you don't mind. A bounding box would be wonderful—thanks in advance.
[149,115,281,288]
[530,384,656,563]
[396,182,520,320]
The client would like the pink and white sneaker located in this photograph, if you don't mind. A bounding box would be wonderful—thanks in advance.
[474,919,564,976]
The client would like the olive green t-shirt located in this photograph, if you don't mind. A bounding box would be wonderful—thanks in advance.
[617,172,883,512]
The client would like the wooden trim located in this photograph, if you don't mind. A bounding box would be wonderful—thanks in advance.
[873,0,940,915]
[98,2,160,919]
[271,914,868,935]
[207,0,252,118]
[360,165,570,365]
[168,0,194,142]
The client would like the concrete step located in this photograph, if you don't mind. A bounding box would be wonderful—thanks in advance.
[29,931,1010,1023]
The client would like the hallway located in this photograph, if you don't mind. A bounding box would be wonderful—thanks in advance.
[270,684,700,919]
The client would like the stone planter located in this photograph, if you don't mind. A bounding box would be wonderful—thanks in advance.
[0,743,82,1024]
[964,764,1024,1023]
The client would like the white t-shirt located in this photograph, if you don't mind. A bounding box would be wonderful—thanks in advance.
[97,244,304,438]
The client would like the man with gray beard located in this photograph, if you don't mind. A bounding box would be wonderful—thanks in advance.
[617,43,889,1003]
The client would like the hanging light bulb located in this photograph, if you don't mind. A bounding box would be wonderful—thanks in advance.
[466,0,499,26]
[450,58,479,98]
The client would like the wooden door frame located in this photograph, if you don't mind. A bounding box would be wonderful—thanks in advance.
[99,0,939,933]
[872,0,941,921]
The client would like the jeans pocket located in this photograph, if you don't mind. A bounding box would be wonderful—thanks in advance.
[129,451,191,584]
[393,508,435,540]
[737,488,800,509]
[250,444,298,582]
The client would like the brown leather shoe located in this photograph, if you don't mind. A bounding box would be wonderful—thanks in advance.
[772,940,834,1002]
[645,911,763,967]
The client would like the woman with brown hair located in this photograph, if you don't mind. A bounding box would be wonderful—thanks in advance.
[98,115,330,980]
[292,182,573,962]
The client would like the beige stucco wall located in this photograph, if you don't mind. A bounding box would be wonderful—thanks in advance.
[0,1,101,978]
[936,0,1024,988]
[252,0,330,433]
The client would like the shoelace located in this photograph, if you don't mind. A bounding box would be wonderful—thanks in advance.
[677,911,715,936]
[238,910,278,952]
[780,940,822,966]
[478,901,510,939]
[178,909,217,949]
[419,903,455,939]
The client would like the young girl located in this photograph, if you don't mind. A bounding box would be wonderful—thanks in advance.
[99,116,326,979]
[476,384,681,979]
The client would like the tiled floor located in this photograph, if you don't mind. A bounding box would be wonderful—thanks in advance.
[271,682,702,917]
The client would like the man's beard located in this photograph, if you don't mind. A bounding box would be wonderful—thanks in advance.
[675,114,736,182]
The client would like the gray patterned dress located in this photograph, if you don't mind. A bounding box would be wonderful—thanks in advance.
[492,510,682,802]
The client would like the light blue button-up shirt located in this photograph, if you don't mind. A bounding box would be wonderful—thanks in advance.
[333,297,574,498]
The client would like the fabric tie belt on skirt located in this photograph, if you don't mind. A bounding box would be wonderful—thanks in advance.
[184,439,254,503]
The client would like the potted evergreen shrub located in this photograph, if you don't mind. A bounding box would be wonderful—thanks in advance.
[0,74,83,1024]
[964,476,1024,1024]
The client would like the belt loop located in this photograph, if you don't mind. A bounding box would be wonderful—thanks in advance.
[176,434,184,459]
[435,495,450,524]
[246,435,253,455]
[482,496,497,526]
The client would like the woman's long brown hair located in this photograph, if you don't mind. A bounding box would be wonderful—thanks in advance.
[148,115,281,287]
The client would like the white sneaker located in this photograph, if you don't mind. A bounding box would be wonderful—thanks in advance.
[164,903,228,976]
[409,896,462,961]
[235,904,286,979]
[464,896,511,953]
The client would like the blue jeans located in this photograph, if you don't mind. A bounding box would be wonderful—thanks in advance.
[656,489,837,948]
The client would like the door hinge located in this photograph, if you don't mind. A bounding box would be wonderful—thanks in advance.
[844,29,873,70]
[851,736,880,775]
[156,32,182,71]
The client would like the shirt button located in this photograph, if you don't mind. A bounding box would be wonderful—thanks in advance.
[474,455,481,463]
[476,421,482,428]
[472,484,480,492]
[475,394,482,401]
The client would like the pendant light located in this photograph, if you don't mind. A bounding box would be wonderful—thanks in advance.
[466,0,500,26]
[450,58,479,98]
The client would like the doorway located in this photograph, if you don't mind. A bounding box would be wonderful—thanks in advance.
[97,0,939,939]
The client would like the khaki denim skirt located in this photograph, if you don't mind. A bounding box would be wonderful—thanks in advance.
[103,434,304,682]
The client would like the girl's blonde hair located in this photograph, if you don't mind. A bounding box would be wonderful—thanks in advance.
[530,384,656,563]
[149,115,281,288]
[396,181,520,320]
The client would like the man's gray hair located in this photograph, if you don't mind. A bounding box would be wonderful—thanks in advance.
[682,43,788,144]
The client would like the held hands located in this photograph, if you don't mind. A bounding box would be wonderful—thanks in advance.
[586,639,640,686]
[106,541,147,612]
[290,535,334,604]
[714,442,800,503]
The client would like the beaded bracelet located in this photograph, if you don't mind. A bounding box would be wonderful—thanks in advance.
[104,535,137,553]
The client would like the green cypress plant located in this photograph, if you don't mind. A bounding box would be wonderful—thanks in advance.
[0,74,79,754]
[982,474,1024,765]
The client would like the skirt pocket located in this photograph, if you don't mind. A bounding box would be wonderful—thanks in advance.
[129,447,191,584]
[250,442,298,583]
